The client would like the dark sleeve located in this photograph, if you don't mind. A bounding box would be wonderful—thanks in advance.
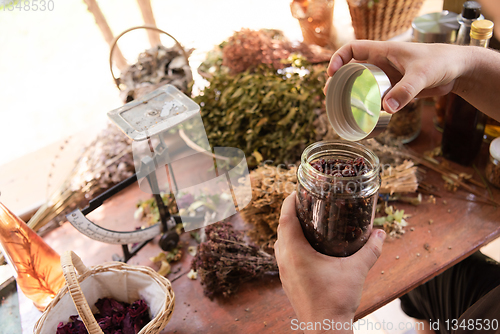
[453,285,500,334]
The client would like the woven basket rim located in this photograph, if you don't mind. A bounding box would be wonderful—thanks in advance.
[34,251,175,334]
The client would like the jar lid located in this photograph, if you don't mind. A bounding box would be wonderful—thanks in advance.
[490,137,500,161]
[412,11,460,43]
[471,20,494,40]
[326,63,392,141]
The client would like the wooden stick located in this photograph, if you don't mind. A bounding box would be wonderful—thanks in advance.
[406,152,500,207]
[136,0,161,47]
[423,155,486,189]
[83,0,128,70]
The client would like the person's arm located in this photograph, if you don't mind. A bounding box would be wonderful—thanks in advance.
[327,41,500,121]
[274,192,386,334]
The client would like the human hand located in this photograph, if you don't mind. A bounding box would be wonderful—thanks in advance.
[274,192,386,333]
[325,40,470,113]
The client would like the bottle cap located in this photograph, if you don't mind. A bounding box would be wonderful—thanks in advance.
[471,19,494,40]
[326,63,392,141]
[461,1,481,20]
[490,137,500,161]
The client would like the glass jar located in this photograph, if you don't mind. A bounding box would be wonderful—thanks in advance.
[383,98,422,143]
[296,140,380,257]
[485,137,500,188]
[290,0,336,48]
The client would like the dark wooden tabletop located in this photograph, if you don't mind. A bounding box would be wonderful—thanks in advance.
[42,102,500,333]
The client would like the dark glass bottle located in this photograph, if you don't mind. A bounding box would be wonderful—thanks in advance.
[441,96,487,165]
[441,1,485,165]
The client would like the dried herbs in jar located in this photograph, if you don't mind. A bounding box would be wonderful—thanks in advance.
[381,98,422,144]
[296,141,380,257]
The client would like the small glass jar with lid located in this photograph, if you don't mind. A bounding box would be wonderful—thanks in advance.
[296,141,381,257]
[381,98,422,143]
[485,137,500,188]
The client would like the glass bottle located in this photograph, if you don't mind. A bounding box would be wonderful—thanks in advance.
[441,2,486,166]
[296,141,380,257]
[470,19,499,142]
[434,3,482,132]
[485,137,500,188]
[455,1,483,45]
[0,202,65,311]
[379,98,422,144]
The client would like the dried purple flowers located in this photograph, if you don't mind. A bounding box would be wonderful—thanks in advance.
[191,221,278,299]
[56,298,150,334]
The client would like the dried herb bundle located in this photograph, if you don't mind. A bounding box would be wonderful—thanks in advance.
[198,29,333,76]
[380,160,419,195]
[25,124,135,235]
[222,29,292,74]
[191,221,278,299]
[240,165,297,249]
[119,44,193,102]
[191,63,328,167]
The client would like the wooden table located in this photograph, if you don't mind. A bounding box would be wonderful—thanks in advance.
[35,102,500,333]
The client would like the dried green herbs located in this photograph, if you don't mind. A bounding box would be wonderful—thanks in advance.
[191,221,278,299]
[191,63,328,167]
[134,193,178,227]
[373,205,409,238]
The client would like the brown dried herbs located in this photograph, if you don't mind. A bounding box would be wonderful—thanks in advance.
[191,221,278,300]
[240,165,297,249]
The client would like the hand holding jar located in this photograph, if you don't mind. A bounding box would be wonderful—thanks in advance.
[274,193,386,331]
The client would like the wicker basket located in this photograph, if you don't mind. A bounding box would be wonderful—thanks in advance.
[348,0,424,41]
[34,251,175,334]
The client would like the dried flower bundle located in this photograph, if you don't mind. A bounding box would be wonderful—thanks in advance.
[25,124,135,235]
[191,221,278,300]
[240,165,297,249]
[222,29,292,74]
[199,28,333,76]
